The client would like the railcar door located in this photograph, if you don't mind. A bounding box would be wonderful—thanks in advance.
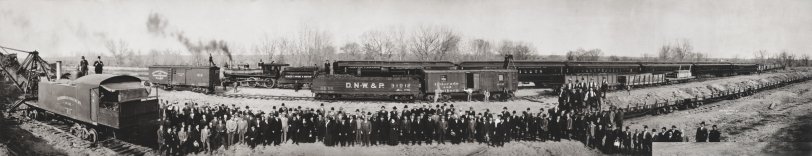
[466,72,475,89]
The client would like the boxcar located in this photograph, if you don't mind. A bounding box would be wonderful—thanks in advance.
[311,74,421,101]
[422,69,518,101]
[148,65,220,93]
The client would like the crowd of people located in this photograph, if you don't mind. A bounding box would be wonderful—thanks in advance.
[155,78,723,155]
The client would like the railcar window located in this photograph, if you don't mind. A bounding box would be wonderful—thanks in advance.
[499,74,504,81]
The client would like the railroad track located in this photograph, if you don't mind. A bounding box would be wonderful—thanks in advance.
[213,93,314,101]
[18,117,153,156]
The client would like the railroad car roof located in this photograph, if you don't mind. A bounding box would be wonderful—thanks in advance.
[285,66,320,71]
[149,65,220,69]
[458,61,567,67]
[566,62,641,67]
[422,69,517,73]
[259,63,290,66]
[640,63,693,67]
[74,74,143,86]
[335,61,456,67]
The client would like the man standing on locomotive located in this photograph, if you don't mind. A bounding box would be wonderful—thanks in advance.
[78,56,89,77]
[93,56,104,74]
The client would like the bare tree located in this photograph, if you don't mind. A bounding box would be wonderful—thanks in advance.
[409,25,460,61]
[105,39,133,66]
[469,39,493,60]
[802,54,810,66]
[566,48,602,61]
[253,36,277,63]
[339,42,363,61]
[658,39,701,61]
[754,50,769,64]
[360,30,396,60]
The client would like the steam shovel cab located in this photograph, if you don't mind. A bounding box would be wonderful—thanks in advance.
[33,74,159,147]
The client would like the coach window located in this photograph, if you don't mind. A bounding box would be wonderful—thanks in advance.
[498,74,504,81]
[441,75,447,81]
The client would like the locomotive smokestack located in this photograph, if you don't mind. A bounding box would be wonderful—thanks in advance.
[56,61,62,80]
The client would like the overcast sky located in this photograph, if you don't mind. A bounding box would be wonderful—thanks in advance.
[0,0,810,58]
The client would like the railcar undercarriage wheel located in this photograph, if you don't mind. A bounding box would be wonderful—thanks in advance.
[441,94,452,102]
[491,93,503,101]
[425,95,435,101]
[86,129,98,142]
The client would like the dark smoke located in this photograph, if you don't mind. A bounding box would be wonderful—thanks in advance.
[174,32,233,61]
[146,13,168,36]
[146,12,233,61]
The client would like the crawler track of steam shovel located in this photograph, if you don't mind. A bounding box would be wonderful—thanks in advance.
[27,118,153,156]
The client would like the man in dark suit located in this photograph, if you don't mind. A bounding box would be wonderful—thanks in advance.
[323,116,336,146]
[708,125,721,142]
[695,122,709,142]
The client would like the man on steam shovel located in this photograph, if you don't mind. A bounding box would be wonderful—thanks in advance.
[78,56,89,77]
[93,56,104,74]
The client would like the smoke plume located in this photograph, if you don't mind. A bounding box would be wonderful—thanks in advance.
[146,12,233,61]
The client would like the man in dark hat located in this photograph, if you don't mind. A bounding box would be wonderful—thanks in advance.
[93,56,104,74]
[78,56,89,77]
[695,122,709,142]
[708,125,721,142]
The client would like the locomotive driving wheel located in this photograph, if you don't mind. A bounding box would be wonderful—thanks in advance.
[262,79,276,88]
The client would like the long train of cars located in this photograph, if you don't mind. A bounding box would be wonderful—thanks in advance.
[458,60,783,90]
[144,55,784,100]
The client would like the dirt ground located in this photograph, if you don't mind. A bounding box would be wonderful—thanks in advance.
[184,140,602,156]
[151,71,811,155]
[629,79,812,155]
[0,117,67,156]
